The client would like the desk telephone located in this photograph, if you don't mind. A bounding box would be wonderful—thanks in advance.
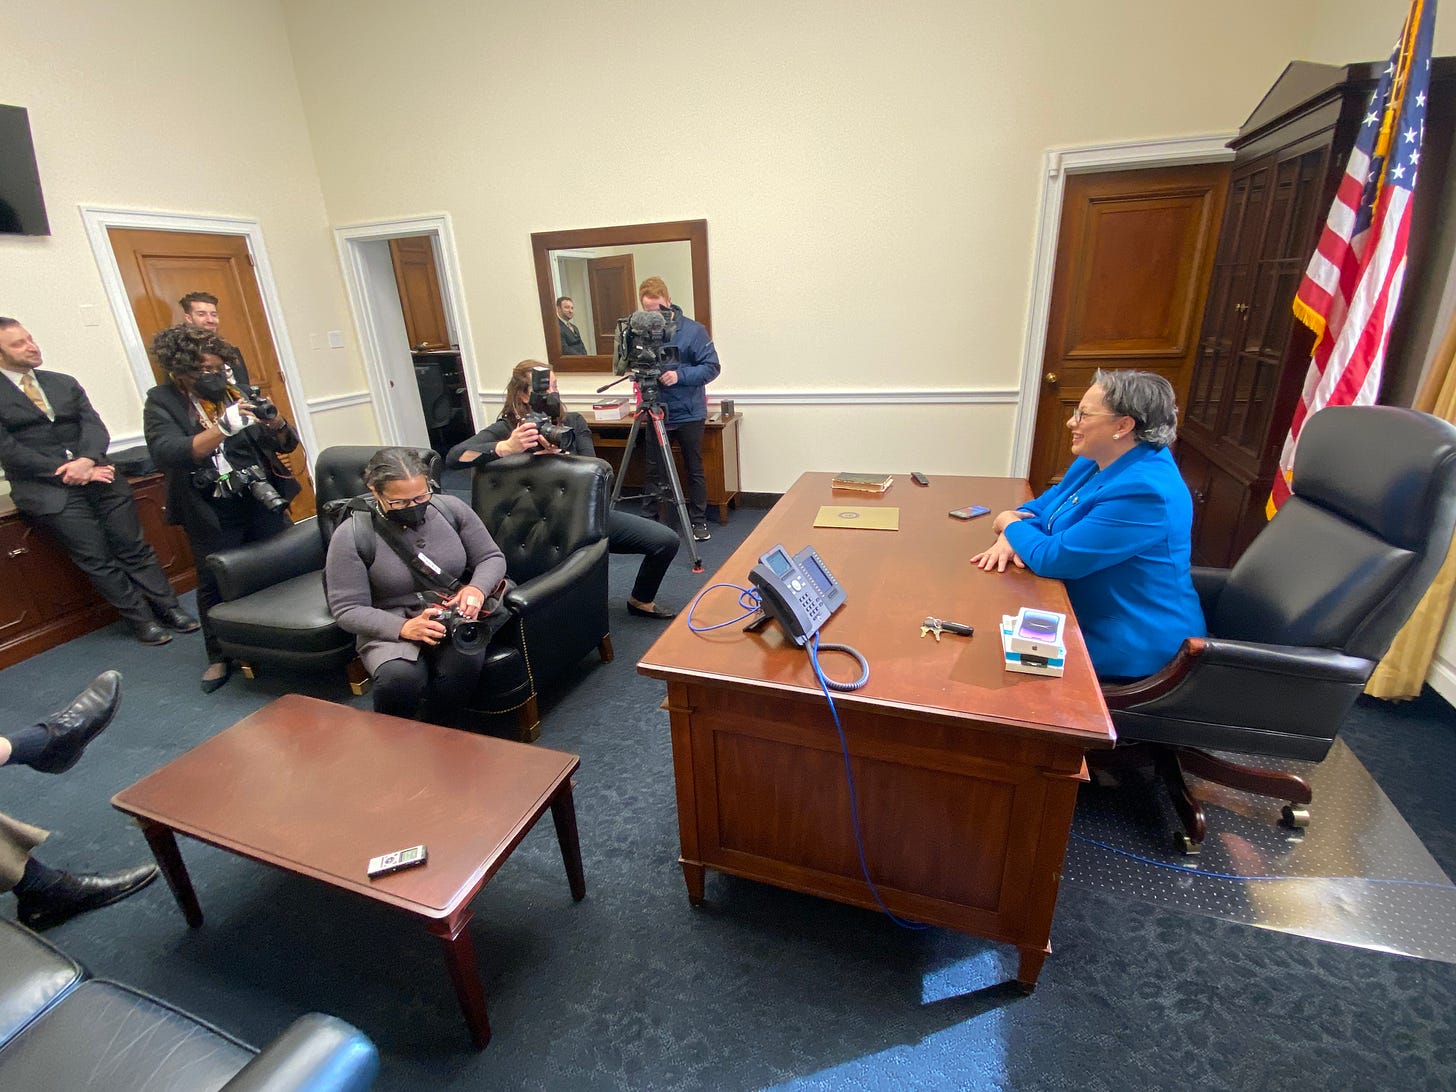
[748,544,847,646]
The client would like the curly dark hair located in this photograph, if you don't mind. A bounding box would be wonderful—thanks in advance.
[149,323,242,380]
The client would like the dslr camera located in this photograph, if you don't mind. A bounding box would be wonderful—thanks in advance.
[612,309,678,407]
[243,384,279,422]
[190,463,288,512]
[524,366,573,449]
[432,605,488,654]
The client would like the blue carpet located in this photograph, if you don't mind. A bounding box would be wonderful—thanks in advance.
[4,504,1456,1089]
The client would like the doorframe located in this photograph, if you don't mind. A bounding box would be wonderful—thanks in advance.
[1011,133,1237,476]
[334,214,480,445]
[79,205,322,469]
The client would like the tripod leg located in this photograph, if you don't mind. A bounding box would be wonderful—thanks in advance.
[613,412,647,510]
[649,410,703,573]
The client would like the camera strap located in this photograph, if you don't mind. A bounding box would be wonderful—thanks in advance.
[361,501,463,600]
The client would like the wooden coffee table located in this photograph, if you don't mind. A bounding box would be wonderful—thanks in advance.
[111,694,585,1049]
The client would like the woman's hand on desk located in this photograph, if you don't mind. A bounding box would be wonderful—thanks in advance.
[400,608,447,645]
[971,536,1025,573]
[991,509,1027,535]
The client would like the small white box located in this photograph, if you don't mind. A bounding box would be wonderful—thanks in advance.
[1001,615,1066,677]
[592,401,628,421]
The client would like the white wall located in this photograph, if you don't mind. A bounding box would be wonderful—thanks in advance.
[280,0,1456,491]
[0,0,373,487]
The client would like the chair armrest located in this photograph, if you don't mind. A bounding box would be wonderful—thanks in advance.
[1190,566,1229,620]
[504,541,608,614]
[220,1013,379,1092]
[208,520,325,602]
[1104,637,1373,709]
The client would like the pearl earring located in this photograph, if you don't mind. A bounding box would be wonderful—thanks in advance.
[1113,432,1122,439]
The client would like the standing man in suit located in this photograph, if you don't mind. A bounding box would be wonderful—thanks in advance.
[0,319,197,645]
[556,296,587,356]
[179,291,252,388]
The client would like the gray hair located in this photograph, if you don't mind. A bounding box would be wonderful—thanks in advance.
[363,447,432,491]
[1093,369,1178,448]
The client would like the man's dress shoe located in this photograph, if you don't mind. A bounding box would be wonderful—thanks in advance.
[16,865,159,931]
[158,607,200,633]
[133,621,172,646]
[30,670,123,774]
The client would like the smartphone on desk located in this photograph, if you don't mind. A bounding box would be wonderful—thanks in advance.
[949,505,991,521]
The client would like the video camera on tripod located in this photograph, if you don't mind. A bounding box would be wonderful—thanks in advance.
[612,309,679,405]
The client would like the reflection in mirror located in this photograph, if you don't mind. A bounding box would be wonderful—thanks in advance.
[531,220,710,373]
[550,241,695,356]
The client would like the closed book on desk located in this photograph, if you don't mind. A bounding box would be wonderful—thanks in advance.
[592,400,629,421]
[832,472,893,494]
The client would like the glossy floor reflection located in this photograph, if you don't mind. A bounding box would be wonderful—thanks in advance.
[1065,738,1456,963]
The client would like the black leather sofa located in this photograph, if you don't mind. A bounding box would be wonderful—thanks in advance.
[0,917,378,1090]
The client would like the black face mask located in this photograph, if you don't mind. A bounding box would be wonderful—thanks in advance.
[537,392,563,418]
[383,503,428,530]
[193,373,229,402]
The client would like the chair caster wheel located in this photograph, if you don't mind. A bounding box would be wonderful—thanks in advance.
[1281,804,1310,830]
[1173,832,1202,856]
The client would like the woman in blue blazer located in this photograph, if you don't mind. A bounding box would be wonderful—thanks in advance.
[972,369,1205,680]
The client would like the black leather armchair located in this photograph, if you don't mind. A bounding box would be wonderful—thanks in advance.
[1102,406,1456,852]
[466,454,614,739]
[0,917,378,1090]
[205,446,443,683]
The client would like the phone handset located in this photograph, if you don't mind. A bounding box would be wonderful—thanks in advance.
[747,544,847,646]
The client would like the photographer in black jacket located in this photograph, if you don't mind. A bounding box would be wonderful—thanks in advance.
[448,360,681,619]
[144,325,300,692]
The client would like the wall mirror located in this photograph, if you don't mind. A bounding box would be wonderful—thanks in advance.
[531,219,711,374]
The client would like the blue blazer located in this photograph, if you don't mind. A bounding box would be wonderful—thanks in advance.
[1003,444,1206,679]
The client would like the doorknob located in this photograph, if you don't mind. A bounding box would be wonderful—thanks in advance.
[1044,372,1058,385]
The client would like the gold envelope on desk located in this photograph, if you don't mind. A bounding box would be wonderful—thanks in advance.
[813,505,900,531]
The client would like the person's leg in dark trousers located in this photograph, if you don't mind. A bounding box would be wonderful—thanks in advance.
[88,478,180,614]
[424,643,485,727]
[31,486,161,631]
[372,656,430,718]
[673,419,708,531]
[608,509,679,612]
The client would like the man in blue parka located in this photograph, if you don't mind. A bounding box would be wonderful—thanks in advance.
[638,276,720,541]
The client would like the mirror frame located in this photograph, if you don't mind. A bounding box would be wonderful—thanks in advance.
[531,218,711,374]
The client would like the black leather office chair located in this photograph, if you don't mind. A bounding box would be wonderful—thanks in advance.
[1100,406,1456,852]
[466,454,613,739]
[204,446,446,683]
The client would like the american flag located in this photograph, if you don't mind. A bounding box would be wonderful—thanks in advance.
[1268,0,1435,515]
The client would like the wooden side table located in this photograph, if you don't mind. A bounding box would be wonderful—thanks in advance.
[586,411,741,523]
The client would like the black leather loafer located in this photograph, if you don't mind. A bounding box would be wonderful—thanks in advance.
[158,607,200,633]
[133,621,172,646]
[30,670,123,774]
[16,864,159,931]
[627,602,678,620]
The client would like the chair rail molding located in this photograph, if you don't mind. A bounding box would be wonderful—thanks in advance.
[1012,133,1237,477]
[78,205,322,474]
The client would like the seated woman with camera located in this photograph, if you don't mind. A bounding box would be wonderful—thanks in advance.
[325,447,507,725]
[144,325,301,693]
[447,360,682,620]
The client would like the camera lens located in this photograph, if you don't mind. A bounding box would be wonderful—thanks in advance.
[246,476,288,512]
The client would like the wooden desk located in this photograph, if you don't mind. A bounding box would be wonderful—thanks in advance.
[637,472,1114,988]
[587,411,741,523]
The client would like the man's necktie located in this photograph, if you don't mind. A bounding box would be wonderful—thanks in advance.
[19,372,50,418]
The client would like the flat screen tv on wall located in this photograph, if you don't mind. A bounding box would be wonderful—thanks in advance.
[0,105,51,236]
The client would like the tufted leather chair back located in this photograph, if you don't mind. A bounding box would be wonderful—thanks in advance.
[1212,406,1456,661]
[311,446,443,539]
[470,454,611,582]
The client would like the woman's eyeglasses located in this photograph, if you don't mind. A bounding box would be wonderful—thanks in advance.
[381,490,432,510]
[1069,409,1119,425]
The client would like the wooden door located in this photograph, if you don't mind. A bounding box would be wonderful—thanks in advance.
[587,255,636,354]
[388,236,452,350]
[1027,164,1229,493]
[107,228,317,517]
